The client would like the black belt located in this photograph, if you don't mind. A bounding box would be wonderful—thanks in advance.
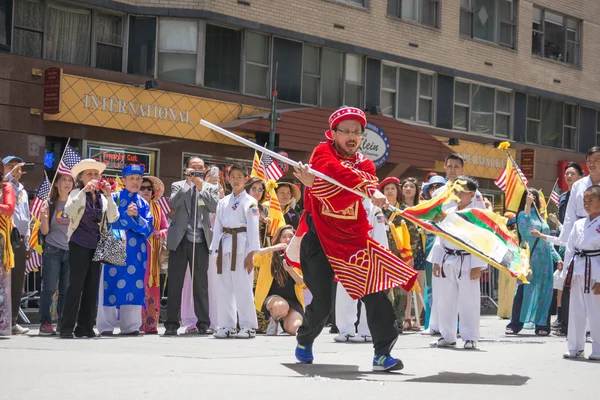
[564,249,600,294]
[441,247,470,279]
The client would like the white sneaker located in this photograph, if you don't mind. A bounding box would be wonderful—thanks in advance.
[334,332,354,342]
[266,319,278,336]
[421,328,441,336]
[563,350,584,359]
[213,327,236,339]
[588,353,600,361]
[12,324,29,335]
[349,334,372,343]
[463,340,477,350]
[430,337,456,348]
[234,328,256,339]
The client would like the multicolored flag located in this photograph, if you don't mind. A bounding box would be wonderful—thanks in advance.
[25,216,43,275]
[502,157,528,212]
[549,180,561,207]
[30,174,51,219]
[56,145,82,176]
[251,150,266,181]
[266,181,286,237]
[157,196,172,216]
[263,154,284,182]
[400,182,530,283]
[495,162,529,191]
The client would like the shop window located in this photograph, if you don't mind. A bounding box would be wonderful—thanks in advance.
[0,0,12,52]
[157,19,199,85]
[86,142,157,184]
[45,4,92,66]
[95,13,123,72]
[302,45,320,105]
[127,16,156,77]
[320,48,343,108]
[532,7,580,66]
[344,54,364,108]
[387,0,439,28]
[381,63,434,125]
[526,95,577,150]
[460,0,515,48]
[453,81,511,137]
[13,0,44,58]
[273,37,302,103]
[244,32,270,97]
[204,24,241,92]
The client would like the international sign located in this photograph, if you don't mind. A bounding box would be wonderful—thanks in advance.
[359,122,390,168]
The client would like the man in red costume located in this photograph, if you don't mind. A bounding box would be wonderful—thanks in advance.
[292,107,417,372]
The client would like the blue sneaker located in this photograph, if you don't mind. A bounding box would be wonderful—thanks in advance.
[372,354,404,372]
[295,344,314,364]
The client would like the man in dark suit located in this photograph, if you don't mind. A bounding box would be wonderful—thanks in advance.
[164,157,219,336]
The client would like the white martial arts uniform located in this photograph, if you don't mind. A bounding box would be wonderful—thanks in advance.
[209,191,260,331]
[335,199,388,339]
[430,206,487,345]
[558,176,593,246]
[427,183,485,333]
[562,215,600,356]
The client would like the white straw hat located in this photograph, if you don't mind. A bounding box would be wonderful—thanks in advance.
[71,158,107,179]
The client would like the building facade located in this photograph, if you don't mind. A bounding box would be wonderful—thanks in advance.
[0,0,595,208]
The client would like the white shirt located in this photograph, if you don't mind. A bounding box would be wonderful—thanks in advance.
[10,180,30,239]
[558,176,593,246]
[210,191,260,257]
[432,182,486,211]
[363,199,388,248]
[562,215,600,281]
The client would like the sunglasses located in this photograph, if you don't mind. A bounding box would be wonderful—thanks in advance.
[140,186,153,192]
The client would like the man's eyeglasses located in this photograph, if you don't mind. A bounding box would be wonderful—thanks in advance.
[140,186,153,192]
[250,187,264,193]
[335,129,366,138]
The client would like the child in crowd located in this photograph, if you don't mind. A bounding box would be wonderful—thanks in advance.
[562,185,600,360]
[430,176,486,350]
[210,164,260,339]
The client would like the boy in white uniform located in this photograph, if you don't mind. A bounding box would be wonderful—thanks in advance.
[210,164,260,339]
[334,199,388,343]
[562,185,600,360]
[430,176,486,350]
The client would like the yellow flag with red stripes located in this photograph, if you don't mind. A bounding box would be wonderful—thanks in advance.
[267,181,286,237]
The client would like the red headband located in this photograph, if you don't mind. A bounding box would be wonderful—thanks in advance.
[325,107,367,141]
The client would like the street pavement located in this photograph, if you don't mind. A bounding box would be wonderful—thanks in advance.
[0,315,597,400]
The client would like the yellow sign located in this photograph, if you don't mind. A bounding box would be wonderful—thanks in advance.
[433,136,517,180]
[43,74,267,146]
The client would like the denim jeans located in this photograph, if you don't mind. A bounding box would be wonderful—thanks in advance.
[39,244,70,325]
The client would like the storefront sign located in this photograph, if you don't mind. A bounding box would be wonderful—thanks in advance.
[43,68,63,115]
[433,136,516,180]
[87,144,155,177]
[359,122,390,168]
[44,74,267,146]
[520,149,535,178]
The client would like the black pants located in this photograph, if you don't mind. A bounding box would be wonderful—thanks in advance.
[60,242,101,335]
[296,226,398,356]
[165,238,210,330]
[10,234,26,324]
[559,287,570,333]
[506,284,551,333]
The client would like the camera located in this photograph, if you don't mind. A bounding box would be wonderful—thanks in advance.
[187,171,205,179]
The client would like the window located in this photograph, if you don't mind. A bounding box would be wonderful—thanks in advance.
[321,48,343,107]
[273,37,302,103]
[0,0,12,52]
[13,0,44,58]
[387,0,439,28]
[302,45,320,105]
[157,19,198,85]
[532,7,580,66]
[95,13,123,72]
[453,81,511,136]
[46,4,91,66]
[526,95,577,150]
[344,54,364,108]
[205,24,241,92]
[460,0,515,48]
[127,16,156,77]
[381,64,433,124]
[244,32,269,97]
[597,112,600,146]
[335,0,366,6]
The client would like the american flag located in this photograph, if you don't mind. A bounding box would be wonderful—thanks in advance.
[56,145,82,176]
[158,196,172,216]
[263,154,284,182]
[494,165,529,192]
[549,180,561,207]
[25,249,41,275]
[30,174,51,219]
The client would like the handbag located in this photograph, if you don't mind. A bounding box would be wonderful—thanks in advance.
[553,269,564,290]
[93,210,127,266]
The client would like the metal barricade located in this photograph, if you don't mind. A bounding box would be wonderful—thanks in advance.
[480,266,498,310]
